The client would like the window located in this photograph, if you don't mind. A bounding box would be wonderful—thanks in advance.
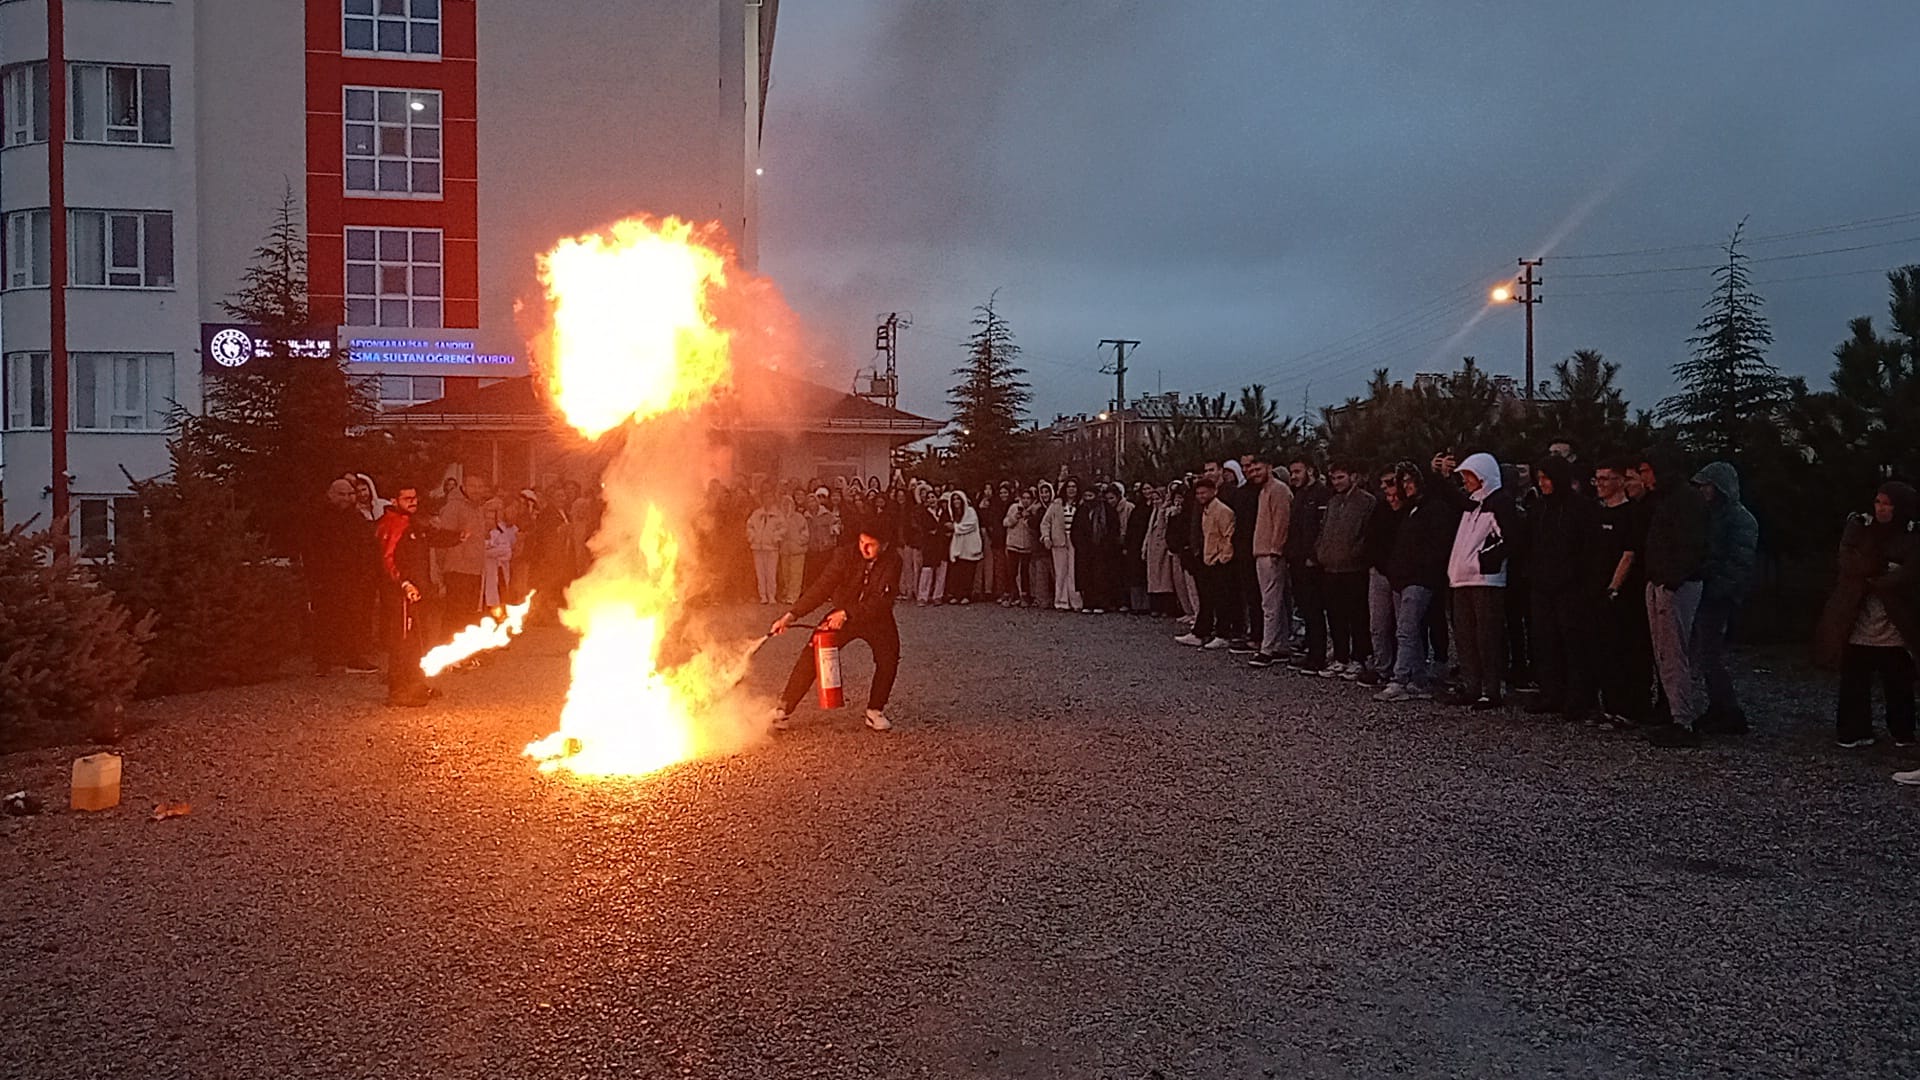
[344,87,440,196]
[345,226,442,327]
[71,352,173,431]
[69,210,174,287]
[75,497,140,561]
[3,62,50,146]
[378,374,443,410]
[4,351,50,430]
[6,209,50,288]
[70,64,171,144]
[344,0,441,57]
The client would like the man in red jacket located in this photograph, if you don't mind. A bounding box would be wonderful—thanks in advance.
[376,484,464,707]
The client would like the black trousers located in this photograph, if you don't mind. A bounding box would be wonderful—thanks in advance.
[946,558,978,600]
[1291,563,1329,666]
[1236,556,1262,642]
[1506,575,1533,682]
[1194,561,1234,640]
[1531,586,1599,714]
[1452,585,1507,701]
[312,583,376,670]
[1600,587,1653,722]
[1838,644,1916,742]
[1325,570,1371,664]
[781,618,900,712]
[383,587,431,702]
[443,571,482,628]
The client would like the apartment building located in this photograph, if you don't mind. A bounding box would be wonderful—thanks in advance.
[0,0,777,549]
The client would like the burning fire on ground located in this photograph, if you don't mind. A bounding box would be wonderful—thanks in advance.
[420,593,535,677]
[520,216,777,777]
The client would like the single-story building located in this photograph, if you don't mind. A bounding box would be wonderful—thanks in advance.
[378,365,945,490]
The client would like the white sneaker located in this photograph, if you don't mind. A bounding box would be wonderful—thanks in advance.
[1374,682,1410,703]
[1838,737,1876,749]
[769,707,792,732]
[864,709,892,732]
[1174,633,1204,647]
[1203,637,1231,650]
[1894,768,1920,786]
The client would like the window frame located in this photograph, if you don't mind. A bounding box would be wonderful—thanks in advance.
[344,225,444,329]
[343,85,442,199]
[68,62,172,146]
[342,0,442,59]
[68,209,175,289]
[3,350,52,431]
[69,351,174,432]
[376,373,445,411]
[3,61,50,146]
[5,208,51,289]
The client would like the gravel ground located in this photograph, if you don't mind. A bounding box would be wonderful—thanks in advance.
[3,602,1918,1079]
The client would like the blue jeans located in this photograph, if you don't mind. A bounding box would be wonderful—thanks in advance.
[1392,586,1437,688]
[1368,570,1396,675]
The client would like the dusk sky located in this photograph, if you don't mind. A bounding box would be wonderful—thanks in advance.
[758,1,1920,426]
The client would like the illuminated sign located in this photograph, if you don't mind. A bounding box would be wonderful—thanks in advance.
[345,334,518,368]
[199,324,339,372]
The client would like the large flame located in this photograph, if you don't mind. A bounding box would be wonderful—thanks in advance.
[522,216,767,778]
[420,593,534,677]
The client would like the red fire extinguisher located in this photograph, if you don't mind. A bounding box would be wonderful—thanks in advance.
[812,627,845,709]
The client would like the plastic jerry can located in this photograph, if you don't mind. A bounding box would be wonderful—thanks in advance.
[71,753,122,812]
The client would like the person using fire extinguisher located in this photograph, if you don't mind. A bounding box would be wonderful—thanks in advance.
[375,483,466,708]
[767,525,903,732]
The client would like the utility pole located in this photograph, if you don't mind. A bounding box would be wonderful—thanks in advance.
[1515,258,1542,403]
[866,312,908,411]
[1099,338,1139,479]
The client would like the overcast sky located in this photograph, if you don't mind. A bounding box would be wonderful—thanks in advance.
[759,1,1920,426]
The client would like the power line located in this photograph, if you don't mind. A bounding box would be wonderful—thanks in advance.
[1556,263,1905,299]
[1555,233,1920,280]
[1555,208,1920,260]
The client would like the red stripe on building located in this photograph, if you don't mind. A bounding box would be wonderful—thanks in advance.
[306,0,478,329]
[47,0,69,537]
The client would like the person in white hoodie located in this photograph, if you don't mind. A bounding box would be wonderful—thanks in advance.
[945,490,984,603]
[1433,452,1522,709]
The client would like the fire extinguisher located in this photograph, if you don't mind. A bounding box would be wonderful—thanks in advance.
[812,627,845,709]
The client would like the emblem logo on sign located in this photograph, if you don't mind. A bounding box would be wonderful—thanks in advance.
[209,328,256,368]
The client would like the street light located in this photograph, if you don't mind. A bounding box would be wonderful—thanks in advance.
[1489,284,1512,303]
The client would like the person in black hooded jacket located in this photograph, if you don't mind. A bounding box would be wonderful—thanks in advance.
[1525,454,1607,722]
[1375,463,1457,700]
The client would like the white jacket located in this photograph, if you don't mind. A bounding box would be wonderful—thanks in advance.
[1447,452,1509,588]
[949,494,984,562]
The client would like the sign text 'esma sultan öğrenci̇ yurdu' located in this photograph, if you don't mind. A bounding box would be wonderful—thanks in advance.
[345,335,518,367]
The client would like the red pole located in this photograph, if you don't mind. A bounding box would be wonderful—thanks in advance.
[47,0,69,549]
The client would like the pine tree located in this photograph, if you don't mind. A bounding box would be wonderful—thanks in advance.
[947,293,1034,486]
[1659,220,1784,458]
[173,183,382,553]
[0,523,153,749]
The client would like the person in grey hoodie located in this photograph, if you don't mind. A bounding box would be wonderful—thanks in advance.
[1315,463,1378,675]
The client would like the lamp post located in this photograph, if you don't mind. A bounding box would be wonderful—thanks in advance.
[1489,258,1542,402]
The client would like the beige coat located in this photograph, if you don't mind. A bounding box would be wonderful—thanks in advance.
[1200,499,1236,566]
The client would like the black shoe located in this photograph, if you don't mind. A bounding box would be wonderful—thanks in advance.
[1246,653,1277,669]
[1523,696,1564,716]
[1291,659,1328,674]
[1696,707,1749,735]
[1355,667,1384,686]
[1228,641,1258,655]
[1471,696,1505,712]
[1645,723,1701,748]
[1436,689,1477,708]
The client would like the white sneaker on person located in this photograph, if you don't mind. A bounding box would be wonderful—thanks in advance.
[1893,768,1920,785]
[1838,736,1876,749]
[768,707,792,732]
[1374,682,1411,703]
[1174,633,1204,647]
[864,709,892,732]
[1203,637,1231,650]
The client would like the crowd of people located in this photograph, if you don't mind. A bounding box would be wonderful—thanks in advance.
[713,442,1916,771]
[306,471,599,706]
[301,444,1917,780]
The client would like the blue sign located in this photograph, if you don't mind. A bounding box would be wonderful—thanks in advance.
[346,334,517,367]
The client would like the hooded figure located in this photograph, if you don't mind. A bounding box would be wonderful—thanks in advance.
[1525,454,1607,719]
[1817,482,1920,747]
[1443,453,1520,589]
[1071,483,1124,611]
[1435,452,1522,706]
[945,490,984,602]
[1691,462,1760,606]
[353,473,391,523]
[1817,482,1920,664]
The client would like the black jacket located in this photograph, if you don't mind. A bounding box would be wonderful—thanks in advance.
[309,505,381,597]
[1528,456,1607,594]
[1285,481,1331,565]
[1224,482,1259,558]
[1385,495,1457,591]
[1640,484,1709,589]
[788,545,901,627]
